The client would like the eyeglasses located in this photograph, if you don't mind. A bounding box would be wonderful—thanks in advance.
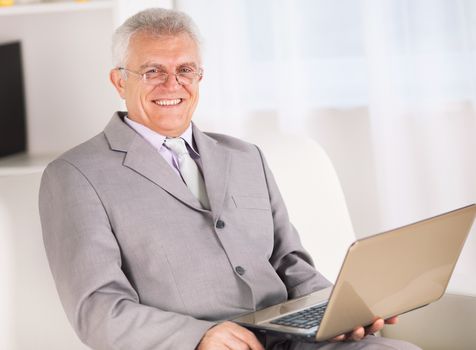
[117,67,203,86]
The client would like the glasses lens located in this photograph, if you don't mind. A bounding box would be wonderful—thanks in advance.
[144,71,167,85]
[177,72,199,85]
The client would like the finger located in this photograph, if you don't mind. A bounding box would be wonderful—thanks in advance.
[384,316,399,324]
[225,334,254,350]
[365,318,384,335]
[330,334,346,342]
[199,322,253,350]
[234,333,263,350]
[349,327,365,341]
[209,328,254,350]
[227,322,264,350]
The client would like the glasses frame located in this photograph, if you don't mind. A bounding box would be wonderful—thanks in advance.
[117,67,203,86]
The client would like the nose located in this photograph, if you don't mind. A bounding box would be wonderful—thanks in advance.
[162,73,181,90]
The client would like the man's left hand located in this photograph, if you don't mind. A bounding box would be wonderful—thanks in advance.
[331,316,398,342]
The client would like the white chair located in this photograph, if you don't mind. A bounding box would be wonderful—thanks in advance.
[243,131,355,284]
[381,293,476,350]
[2,133,473,349]
[0,133,354,349]
[0,172,88,350]
[247,130,476,350]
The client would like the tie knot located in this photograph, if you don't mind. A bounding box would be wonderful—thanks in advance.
[165,137,188,156]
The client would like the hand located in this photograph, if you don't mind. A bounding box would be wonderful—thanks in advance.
[331,316,398,342]
[197,321,265,350]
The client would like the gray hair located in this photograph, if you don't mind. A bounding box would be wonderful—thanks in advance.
[111,8,202,68]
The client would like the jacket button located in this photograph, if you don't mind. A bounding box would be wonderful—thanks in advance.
[235,266,245,275]
[216,219,225,229]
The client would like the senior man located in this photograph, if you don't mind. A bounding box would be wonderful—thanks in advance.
[39,8,420,350]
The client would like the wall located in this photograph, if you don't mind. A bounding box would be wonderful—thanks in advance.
[0,8,120,155]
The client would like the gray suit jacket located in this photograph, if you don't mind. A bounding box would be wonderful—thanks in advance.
[39,112,331,350]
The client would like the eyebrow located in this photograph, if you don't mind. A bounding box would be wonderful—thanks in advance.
[139,62,199,71]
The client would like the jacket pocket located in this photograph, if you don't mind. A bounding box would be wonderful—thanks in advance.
[232,195,270,210]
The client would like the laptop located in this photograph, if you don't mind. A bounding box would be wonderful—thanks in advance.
[233,204,476,342]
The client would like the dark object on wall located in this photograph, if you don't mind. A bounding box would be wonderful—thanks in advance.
[0,41,27,158]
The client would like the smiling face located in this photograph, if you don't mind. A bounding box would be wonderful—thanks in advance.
[110,31,202,137]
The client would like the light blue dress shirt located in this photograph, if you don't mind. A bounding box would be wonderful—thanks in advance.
[124,116,201,178]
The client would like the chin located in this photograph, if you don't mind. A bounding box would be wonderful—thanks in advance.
[153,121,189,136]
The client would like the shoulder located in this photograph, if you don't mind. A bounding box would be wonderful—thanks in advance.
[45,132,116,175]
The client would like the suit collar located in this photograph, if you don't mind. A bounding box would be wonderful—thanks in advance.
[104,112,134,152]
[104,112,204,211]
[193,124,231,217]
[123,116,198,156]
[104,112,231,215]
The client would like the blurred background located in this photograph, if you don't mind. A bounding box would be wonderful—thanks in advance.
[178,0,476,297]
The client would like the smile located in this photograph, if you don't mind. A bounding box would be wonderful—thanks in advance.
[154,98,182,106]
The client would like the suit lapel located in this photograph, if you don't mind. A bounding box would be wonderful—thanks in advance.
[193,124,231,217]
[104,113,205,211]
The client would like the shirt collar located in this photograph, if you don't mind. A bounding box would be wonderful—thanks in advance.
[124,116,199,156]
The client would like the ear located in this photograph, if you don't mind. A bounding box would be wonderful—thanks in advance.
[110,69,127,99]
[198,69,204,82]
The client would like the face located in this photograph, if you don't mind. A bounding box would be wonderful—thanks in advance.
[110,31,202,137]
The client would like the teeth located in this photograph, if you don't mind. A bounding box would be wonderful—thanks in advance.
[155,98,181,106]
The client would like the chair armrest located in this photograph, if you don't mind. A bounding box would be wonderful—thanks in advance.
[381,293,476,350]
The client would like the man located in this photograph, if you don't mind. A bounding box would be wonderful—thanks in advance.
[39,8,420,350]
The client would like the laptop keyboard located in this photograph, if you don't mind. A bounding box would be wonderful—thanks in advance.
[270,303,328,329]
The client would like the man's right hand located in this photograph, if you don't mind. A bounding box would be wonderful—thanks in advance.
[197,321,265,350]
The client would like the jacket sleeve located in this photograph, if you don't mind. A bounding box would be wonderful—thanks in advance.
[256,147,333,299]
[39,159,215,350]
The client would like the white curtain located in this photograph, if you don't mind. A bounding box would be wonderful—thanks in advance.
[177,0,371,131]
[178,0,476,121]
[177,0,476,293]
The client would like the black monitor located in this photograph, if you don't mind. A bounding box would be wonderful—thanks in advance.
[0,41,27,157]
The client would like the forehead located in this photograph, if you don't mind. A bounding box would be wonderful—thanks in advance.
[127,31,201,68]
